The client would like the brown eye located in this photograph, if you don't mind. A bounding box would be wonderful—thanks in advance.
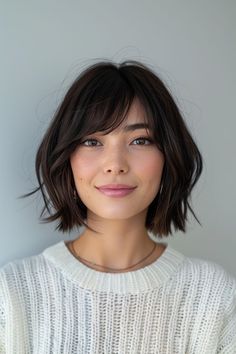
[80,139,101,147]
[132,137,153,145]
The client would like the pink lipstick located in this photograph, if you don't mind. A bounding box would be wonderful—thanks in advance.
[96,185,136,198]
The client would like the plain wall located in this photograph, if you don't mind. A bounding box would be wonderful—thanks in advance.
[0,0,235,277]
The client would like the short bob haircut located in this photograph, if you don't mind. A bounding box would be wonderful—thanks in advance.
[21,59,203,237]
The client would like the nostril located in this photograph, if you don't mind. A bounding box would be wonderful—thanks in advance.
[107,169,125,173]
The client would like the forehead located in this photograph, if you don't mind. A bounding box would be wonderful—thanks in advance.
[112,99,149,133]
[81,96,153,138]
[124,98,146,122]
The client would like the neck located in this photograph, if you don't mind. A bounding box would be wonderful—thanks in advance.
[76,231,154,263]
[70,217,167,271]
[70,211,166,271]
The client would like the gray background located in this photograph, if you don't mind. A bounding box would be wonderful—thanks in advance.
[0,0,235,277]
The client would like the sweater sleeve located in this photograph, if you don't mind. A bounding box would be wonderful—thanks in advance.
[217,280,236,353]
[0,294,6,354]
[0,271,6,354]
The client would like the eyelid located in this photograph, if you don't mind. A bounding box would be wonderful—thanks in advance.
[80,136,154,146]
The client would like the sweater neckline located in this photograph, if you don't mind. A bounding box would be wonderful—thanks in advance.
[42,240,186,294]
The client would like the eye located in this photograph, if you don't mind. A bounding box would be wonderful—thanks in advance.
[132,137,153,145]
[80,138,101,147]
[79,136,154,147]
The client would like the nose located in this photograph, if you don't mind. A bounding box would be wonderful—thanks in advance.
[103,149,129,175]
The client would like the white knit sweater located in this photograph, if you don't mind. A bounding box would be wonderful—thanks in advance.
[0,240,236,354]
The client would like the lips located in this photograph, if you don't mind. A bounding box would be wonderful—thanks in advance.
[96,184,137,197]
[96,184,136,189]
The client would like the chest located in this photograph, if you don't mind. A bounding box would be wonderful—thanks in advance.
[7,284,221,353]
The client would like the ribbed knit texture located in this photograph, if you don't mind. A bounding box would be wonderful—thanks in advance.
[0,240,236,353]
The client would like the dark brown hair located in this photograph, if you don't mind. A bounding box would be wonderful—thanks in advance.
[20,59,203,237]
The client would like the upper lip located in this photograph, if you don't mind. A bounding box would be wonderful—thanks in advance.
[96,184,136,189]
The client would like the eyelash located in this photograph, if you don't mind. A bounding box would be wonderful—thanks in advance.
[80,137,154,147]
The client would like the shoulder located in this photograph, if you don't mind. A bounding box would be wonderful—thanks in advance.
[168,251,236,351]
[0,252,46,278]
[0,246,56,300]
[173,252,236,306]
[182,255,235,285]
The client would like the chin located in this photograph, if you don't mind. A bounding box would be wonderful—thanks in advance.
[93,210,142,220]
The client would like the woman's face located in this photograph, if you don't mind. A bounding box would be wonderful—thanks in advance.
[70,99,165,222]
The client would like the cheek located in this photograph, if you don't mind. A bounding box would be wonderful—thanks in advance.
[70,153,98,191]
[137,153,164,179]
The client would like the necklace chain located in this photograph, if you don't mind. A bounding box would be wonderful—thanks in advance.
[70,240,157,273]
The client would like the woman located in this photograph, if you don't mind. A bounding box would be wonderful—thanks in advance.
[0,60,235,353]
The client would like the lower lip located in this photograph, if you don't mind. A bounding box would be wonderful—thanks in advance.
[97,188,136,197]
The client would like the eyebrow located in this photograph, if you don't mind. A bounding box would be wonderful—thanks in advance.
[123,123,151,132]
